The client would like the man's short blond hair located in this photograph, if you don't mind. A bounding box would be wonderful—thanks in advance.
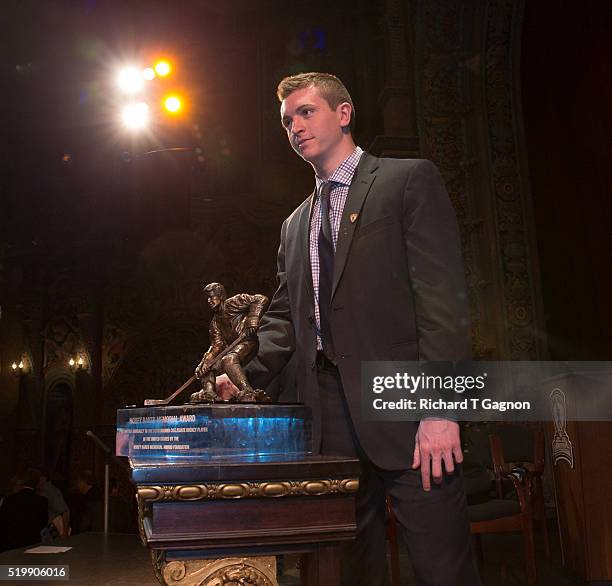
[277,72,356,134]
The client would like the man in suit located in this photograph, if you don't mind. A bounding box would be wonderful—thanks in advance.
[219,72,480,585]
[0,468,48,552]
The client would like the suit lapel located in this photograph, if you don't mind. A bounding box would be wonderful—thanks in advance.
[332,153,379,300]
[299,191,316,298]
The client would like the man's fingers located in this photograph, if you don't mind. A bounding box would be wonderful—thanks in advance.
[217,378,237,401]
[420,450,431,491]
[452,443,464,464]
[442,449,455,476]
[412,440,420,469]
[431,455,443,484]
[216,374,238,395]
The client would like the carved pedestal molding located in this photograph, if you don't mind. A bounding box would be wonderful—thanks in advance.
[152,551,277,586]
[137,477,359,503]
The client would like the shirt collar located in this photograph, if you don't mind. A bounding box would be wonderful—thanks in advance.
[315,146,364,192]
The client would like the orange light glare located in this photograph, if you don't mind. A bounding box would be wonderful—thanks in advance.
[164,96,182,113]
[143,67,156,81]
[155,60,171,77]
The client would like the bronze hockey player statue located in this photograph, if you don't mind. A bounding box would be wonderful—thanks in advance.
[190,282,271,403]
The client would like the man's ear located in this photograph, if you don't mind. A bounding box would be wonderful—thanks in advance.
[337,101,353,131]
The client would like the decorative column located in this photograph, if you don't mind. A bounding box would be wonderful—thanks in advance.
[369,0,420,158]
[415,0,546,360]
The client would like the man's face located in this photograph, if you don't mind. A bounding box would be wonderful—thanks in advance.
[280,86,350,167]
[207,294,222,311]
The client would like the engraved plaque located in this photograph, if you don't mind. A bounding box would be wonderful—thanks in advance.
[116,404,312,463]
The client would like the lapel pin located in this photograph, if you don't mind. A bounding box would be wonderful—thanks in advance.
[350,213,359,224]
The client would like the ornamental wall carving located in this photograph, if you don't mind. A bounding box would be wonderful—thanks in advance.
[415,0,545,360]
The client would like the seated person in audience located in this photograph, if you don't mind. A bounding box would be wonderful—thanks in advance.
[0,474,23,508]
[0,468,48,552]
[37,467,70,537]
[69,469,102,534]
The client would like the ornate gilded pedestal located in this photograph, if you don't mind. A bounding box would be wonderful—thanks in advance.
[150,552,277,586]
[118,404,360,586]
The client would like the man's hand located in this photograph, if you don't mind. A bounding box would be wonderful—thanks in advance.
[216,374,239,400]
[412,418,463,491]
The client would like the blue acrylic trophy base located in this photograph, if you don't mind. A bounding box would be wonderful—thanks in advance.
[116,403,312,464]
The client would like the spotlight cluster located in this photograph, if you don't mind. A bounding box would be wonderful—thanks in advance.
[117,59,184,130]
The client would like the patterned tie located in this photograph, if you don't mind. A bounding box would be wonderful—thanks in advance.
[318,181,335,361]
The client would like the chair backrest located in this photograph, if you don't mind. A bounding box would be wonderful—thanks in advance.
[487,424,533,461]
[463,423,545,499]
[462,424,493,469]
[461,425,494,500]
[487,423,545,472]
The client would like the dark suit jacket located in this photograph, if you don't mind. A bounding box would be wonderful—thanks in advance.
[248,153,471,470]
[0,488,48,552]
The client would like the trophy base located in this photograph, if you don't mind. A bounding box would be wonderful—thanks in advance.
[116,403,312,463]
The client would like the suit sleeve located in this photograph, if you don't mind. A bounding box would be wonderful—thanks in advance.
[246,218,296,392]
[402,159,472,362]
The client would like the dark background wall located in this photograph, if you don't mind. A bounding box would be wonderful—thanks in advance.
[521,0,611,360]
[0,0,609,491]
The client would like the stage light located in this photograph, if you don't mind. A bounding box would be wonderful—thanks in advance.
[163,95,182,114]
[121,102,150,130]
[117,67,144,93]
[155,60,171,77]
[143,67,155,81]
